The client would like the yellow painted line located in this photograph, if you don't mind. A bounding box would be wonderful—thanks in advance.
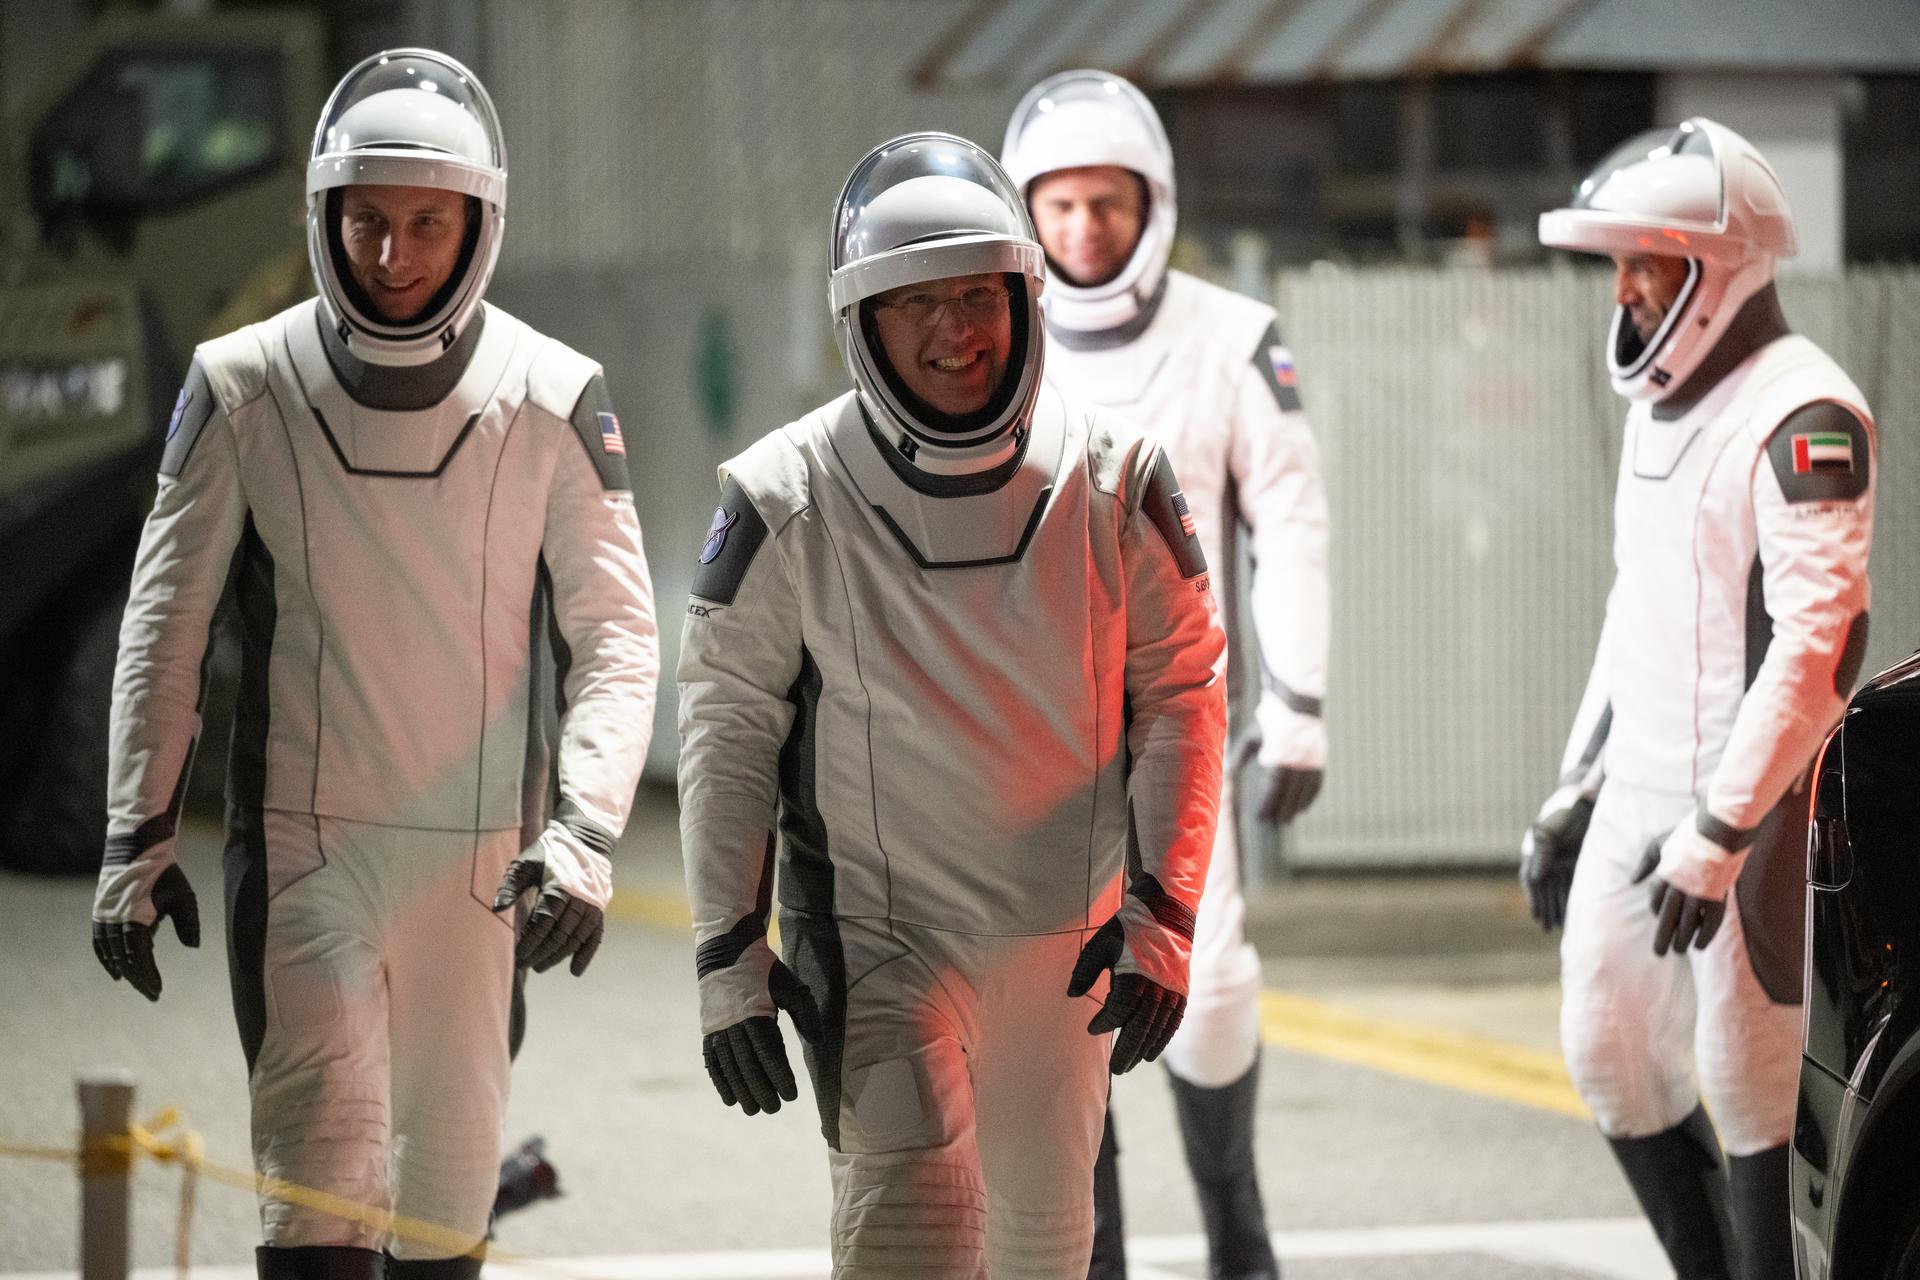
[611,886,1587,1120]
[607,886,692,929]
[1260,990,1590,1120]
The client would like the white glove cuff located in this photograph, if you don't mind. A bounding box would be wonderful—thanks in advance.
[92,844,177,926]
[1254,699,1327,770]
[537,819,614,911]
[1112,894,1195,997]
[1658,819,1750,901]
[1533,782,1590,827]
[696,936,777,1035]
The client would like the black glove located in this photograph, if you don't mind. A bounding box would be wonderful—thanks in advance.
[92,863,200,1002]
[493,857,605,975]
[1252,765,1324,826]
[1632,839,1727,956]
[1233,713,1327,827]
[1519,793,1595,932]
[1067,876,1194,1074]
[702,959,822,1116]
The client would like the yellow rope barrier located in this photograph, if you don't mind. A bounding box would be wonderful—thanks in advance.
[5,1109,593,1277]
[0,1140,80,1164]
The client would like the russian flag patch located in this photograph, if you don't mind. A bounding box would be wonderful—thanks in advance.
[1268,345,1297,388]
[1792,432,1851,475]
[598,411,626,457]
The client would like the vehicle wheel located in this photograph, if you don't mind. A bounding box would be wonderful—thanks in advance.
[0,587,122,875]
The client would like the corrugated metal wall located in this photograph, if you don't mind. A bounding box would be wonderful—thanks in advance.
[1275,265,1920,867]
[461,3,1919,867]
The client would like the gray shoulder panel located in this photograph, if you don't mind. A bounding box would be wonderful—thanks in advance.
[1250,322,1304,413]
[690,477,771,605]
[159,359,219,479]
[566,373,632,492]
[1141,450,1209,581]
[1766,401,1870,503]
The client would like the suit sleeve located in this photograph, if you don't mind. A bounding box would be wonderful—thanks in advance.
[1121,443,1228,926]
[1703,403,1874,839]
[676,475,805,1034]
[1554,580,1615,800]
[1231,322,1331,769]
[542,375,660,873]
[95,360,246,924]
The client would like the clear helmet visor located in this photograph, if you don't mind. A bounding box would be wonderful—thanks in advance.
[308,49,505,202]
[305,48,507,367]
[1569,122,1720,226]
[829,132,1047,457]
[830,133,1040,309]
[1001,69,1173,195]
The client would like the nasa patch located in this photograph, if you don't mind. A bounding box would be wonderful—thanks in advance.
[166,386,193,441]
[689,479,771,606]
[700,507,740,564]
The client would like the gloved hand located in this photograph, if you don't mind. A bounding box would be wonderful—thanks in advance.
[93,857,201,1002]
[1631,815,1748,956]
[1519,787,1596,931]
[1237,705,1327,827]
[492,819,613,975]
[1068,874,1196,1073]
[698,936,823,1116]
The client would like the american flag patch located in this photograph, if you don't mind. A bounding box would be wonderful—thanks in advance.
[1172,490,1196,538]
[598,412,626,456]
[1268,345,1297,388]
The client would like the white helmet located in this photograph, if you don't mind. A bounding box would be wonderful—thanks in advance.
[829,132,1046,472]
[1539,117,1795,402]
[1001,69,1175,335]
[307,49,506,367]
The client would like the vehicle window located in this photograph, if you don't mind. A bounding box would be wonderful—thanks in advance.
[31,49,283,217]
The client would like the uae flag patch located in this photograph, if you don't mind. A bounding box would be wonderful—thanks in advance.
[1792,432,1852,475]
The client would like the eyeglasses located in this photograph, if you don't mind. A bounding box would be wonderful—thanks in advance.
[876,283,1011,328]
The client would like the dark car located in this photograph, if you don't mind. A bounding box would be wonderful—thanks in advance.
[1792,649,1920,1278]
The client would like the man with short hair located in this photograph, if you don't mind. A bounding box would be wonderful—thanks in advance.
[1004,70,1332,1280]
[89,50,658,1278]
[1528,118,1876,1280]
[678,131,1227,1276]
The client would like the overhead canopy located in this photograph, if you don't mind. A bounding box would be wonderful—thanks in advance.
[911,0,1920,90]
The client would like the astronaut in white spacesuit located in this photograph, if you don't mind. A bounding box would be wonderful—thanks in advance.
[1527,118,1874,1280]
[1002,70,1330,1280]
[677,132,1227,1278]
[89,49,659,1278]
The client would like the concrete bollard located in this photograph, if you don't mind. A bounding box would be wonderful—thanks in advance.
[78,1071,134,1280]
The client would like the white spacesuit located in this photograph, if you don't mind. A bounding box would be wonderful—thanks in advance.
[1003,70,1329,1280]
[90,50,658,1278]
[677,132,1226,1278]
[1530,118,1874,1280]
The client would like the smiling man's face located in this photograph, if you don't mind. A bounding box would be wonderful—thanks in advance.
[339,184,470,324]
[869,273,1014,418]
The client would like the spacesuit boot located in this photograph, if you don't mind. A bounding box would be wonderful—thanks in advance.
[382,1254,481,1279]
[1171,1058,1279,1280]
[1605,1105,1734,1279]
[1725,1143,1793,1280]
[255,1246,384,1280]
[1087,1109,1127,1279]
